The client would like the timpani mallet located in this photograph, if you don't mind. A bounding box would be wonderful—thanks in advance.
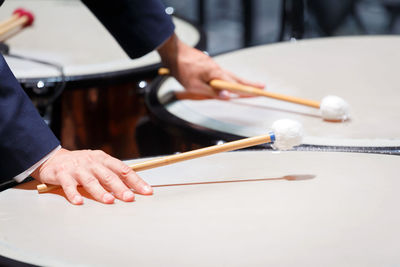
[158,67,350,122]
[0,8,34,41]
[36,119,303,193]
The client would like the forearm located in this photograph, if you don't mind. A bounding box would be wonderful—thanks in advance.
[157,33,179,70]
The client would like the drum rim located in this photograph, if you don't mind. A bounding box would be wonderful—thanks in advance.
[145,76,400,155]
[13,15,207,89]
[0,254,35,267]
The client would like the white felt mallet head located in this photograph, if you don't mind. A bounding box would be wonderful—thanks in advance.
[320,95,350,121]
[270,119,304,150]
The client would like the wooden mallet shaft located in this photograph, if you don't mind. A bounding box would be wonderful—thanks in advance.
[37,133,275,193]
[158,67,320,109]
[210,79,320,108]
[131,133,273,172]
[0,14,20,30]
[0,16,29,36]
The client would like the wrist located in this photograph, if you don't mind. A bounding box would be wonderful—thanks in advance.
[31,146,64,180]
[157,33,184,71]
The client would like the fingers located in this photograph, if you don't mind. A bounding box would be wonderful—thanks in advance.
[217,90,231,100]
[215,71,266,99]
[32,148,153,205]
[103,156,153,196]
[198,68,265,100]
[186,82,244,100]
[187,82,220,99]
[91,165,134,202]
[225,70,265,89]
[78,171,115,204]
[174,91,210,100]
[59,174,83,205]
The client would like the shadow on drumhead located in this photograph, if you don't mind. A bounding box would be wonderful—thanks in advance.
[150,174,316,189]
[231,100,321,119]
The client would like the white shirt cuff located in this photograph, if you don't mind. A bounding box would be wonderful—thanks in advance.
[13,145,61,183]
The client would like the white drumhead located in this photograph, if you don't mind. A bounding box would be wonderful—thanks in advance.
[0,0,200,78]
[158,36,400,147]
[0,151,399,266]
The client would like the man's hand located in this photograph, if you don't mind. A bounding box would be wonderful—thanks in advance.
[157,34,265,99]
[31,148,153,205]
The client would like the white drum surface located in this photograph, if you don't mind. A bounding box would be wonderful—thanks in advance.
[0,0,200,78]
[0,151,399,266]
[158,36,400,147]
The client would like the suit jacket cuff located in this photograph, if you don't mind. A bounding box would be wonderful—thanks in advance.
[13,145,61,182]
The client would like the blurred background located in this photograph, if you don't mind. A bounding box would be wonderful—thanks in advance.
[162,0,400,54]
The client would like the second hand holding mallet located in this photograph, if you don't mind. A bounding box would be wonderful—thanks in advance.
[158,67,350,122]
[36,119,303,193]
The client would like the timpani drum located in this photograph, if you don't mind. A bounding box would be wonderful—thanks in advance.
[147,36,400,154]
[0,0,205,159]
[1,150,400,266]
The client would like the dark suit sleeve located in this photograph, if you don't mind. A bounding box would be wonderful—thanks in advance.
[82,0,175,59]
[0,55,60,182]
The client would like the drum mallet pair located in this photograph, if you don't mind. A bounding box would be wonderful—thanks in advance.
[37,119,303,193]
[158,67,350,122]
[0,8,34,42]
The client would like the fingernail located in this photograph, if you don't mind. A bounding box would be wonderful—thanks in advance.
[219,90,230,99]
[73,195,83,204]
[143,185,153,194]
[103,193,115,203]
[123,191,134,202]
